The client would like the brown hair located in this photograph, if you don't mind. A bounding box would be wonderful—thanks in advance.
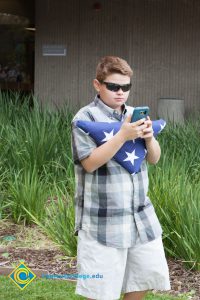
[96,56,133,82]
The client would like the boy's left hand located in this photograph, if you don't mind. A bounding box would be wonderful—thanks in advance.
[141,116,154,142]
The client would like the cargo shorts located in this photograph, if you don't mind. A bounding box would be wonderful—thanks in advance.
[75,229,171,300]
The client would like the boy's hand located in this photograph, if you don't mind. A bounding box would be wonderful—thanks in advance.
[119,114,148,142]
[142,116,161,164]
[142,116,154,143]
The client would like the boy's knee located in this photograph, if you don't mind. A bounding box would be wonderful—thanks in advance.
[123,290,148,300]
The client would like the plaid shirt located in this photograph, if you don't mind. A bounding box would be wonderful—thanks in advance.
[71,95,163,248]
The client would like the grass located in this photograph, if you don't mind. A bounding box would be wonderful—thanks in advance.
[0,92,75,226]
[23,183,77,257]
[0,276,190,300]
[148,119,200,271]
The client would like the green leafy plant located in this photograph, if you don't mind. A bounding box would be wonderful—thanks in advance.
[149,120,200,270]
[8,166,49,225]
[23,182,77,257]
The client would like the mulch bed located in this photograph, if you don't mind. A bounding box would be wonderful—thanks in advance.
[0,247,199,299]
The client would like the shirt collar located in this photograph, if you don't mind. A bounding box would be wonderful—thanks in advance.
[93,94,127,121]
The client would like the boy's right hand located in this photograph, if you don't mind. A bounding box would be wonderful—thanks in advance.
[118,114,148,142]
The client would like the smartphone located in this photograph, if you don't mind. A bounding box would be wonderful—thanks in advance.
[131,106,150,123]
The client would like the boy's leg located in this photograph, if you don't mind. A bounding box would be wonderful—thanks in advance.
[75,229,128,300]
[123,291,147,300]
[122,235,171,295]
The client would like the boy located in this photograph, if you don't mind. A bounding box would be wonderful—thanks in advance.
[71,56,171,300]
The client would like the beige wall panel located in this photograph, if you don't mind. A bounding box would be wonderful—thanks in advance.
[35,0,200,117]
[35,0,80,108]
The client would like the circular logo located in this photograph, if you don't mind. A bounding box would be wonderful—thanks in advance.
[14,268,30,285]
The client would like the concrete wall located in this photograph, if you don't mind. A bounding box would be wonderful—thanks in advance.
[35,0,200,117]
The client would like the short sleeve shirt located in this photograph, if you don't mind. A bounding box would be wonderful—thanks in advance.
[71,95,163,248]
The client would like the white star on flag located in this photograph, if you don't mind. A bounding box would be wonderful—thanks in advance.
[101,129,114,142]
[158,122,166,133]
[123,149,139,166]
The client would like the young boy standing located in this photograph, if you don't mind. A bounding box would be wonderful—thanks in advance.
[71,56,171,300]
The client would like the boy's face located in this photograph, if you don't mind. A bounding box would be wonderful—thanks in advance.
[93,73,131,112]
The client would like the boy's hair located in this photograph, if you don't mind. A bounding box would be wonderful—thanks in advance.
[96,56,133,82]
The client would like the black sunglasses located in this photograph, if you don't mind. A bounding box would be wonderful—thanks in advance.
[102,81,132,92]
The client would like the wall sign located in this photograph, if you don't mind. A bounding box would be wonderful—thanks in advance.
[42,44,66,56]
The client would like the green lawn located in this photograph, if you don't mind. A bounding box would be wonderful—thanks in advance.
[0,275,189,300]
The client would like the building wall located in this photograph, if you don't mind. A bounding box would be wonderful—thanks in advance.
[35,0,200,117]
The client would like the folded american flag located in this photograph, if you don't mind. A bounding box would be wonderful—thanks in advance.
[75,119,166,175]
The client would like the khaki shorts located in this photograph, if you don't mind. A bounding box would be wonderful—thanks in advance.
[75,229,171,300]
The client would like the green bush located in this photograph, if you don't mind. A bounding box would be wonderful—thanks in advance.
[149,120,200,270]
[0,92,76,256]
